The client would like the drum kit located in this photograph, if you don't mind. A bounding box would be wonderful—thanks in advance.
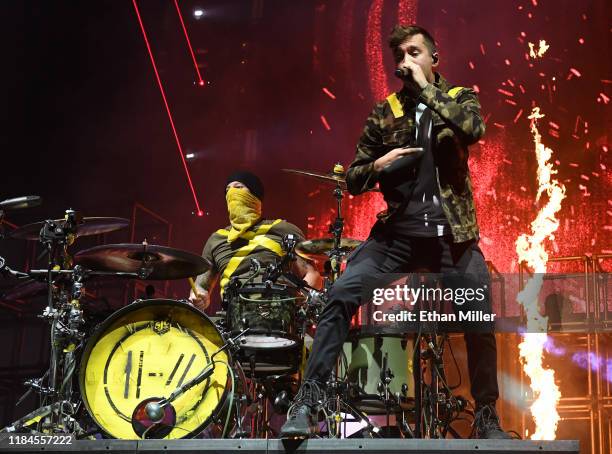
[0,167,467,440]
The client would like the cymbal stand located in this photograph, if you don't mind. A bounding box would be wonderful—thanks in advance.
[31,210,84,432]
[323,375,382,439]
[327,181,345,283]
[0,208,6,240]
[4,265,90,434]
[377,352,397,437]
[411,275,464,439]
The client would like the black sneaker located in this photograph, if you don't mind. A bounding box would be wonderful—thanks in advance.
[473,403,512,439]
[279,380,326,438]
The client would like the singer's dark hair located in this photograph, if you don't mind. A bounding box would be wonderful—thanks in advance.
[389,25,437,63]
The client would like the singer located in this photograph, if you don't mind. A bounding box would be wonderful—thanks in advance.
[281,24,510,439]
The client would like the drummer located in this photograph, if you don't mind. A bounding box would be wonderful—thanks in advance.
[189,171,322,310]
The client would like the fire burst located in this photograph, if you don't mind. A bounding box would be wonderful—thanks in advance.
[515,107,565,439]
[528,40,550,58]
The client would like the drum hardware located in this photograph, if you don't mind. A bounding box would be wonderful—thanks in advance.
[73,242,212,280]
[328,167,346,283]
[9,213,129,241]
[0,195,42,211]
[335,332,415,439]
[1,204,472,440]
[409,280,466,440]
[131,328,249,439]
[4,211,270,439]
[1,208,130,436]
[260,234,317,294]
[79,299,239,439]
[295,238,362,261]
[22,211,90,433]
[223,247,312,437]
[378,352,396,437]
[15,265,140,434]
[323,375,383,439]
[282,166,349,190]
[282,165,375,284]
[0,195,42,239]
[417,333,445,438]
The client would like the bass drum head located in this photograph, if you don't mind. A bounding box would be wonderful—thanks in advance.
[79,299,230,439]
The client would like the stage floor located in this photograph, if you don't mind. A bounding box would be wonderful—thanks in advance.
[0,438,580,454]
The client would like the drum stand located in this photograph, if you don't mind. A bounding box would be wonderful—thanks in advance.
[411,285,465,439]
[2,211,136,436]
[323,359,383,439]
[246,359,275,439]
[328,182,345,283]
[378,353,412,438]
[2,212,87,434]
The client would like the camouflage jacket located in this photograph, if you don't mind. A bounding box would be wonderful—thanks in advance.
[346,73,485,243]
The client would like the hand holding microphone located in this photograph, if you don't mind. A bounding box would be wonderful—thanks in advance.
[394,67,411,79]
[394,60,429,89]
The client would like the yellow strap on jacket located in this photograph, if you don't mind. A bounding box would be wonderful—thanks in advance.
[386,86,465,119]
[386,93,404,119]
[217,219,283,292]
[447,86,465,99]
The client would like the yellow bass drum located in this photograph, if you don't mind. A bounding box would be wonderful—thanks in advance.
[79,299,231,439]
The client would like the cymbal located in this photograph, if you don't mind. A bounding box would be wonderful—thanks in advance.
[0,279,99,307]
[10,217,129,240]
[282,168,380,192]
[282,168,347,190]
[296,237,362,260]
[1,279,47,302]
[74,243,211,280]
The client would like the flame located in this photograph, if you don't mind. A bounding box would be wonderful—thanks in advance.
[528,40,550,58]
[515,107,566,439]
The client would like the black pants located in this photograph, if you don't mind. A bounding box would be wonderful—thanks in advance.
[304,224,499,405]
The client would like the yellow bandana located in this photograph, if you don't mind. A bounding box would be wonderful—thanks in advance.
[225,187,262,243]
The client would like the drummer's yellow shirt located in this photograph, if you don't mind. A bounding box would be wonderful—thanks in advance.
[202,219,305,292]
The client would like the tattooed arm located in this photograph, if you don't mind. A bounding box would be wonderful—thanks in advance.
[189,269,219,312]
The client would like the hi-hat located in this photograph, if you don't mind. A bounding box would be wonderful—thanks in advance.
[282,168,348,190]
[283,167,379,192]
[74,243,211,280]
[10,217,129,240]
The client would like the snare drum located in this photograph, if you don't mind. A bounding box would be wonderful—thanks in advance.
[227,283,306,376]
[79,299,232,439]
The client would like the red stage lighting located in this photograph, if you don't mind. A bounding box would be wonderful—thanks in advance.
[174,0,206,87]
[132,0,204,216]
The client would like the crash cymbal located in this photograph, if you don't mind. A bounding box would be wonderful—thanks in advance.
[296,237,362,260]
[282,168,348,190]
[10,217,129,240]
[74,243,211,280]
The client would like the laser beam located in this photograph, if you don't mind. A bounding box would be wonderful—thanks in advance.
[173,0,205,86]
[132,0,203,215]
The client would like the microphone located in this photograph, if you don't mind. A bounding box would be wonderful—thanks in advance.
[131,397,176,439]
[145,401,165,423]
[394,67,411,79]
[0,196,42,210]
[249,258,262,274]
